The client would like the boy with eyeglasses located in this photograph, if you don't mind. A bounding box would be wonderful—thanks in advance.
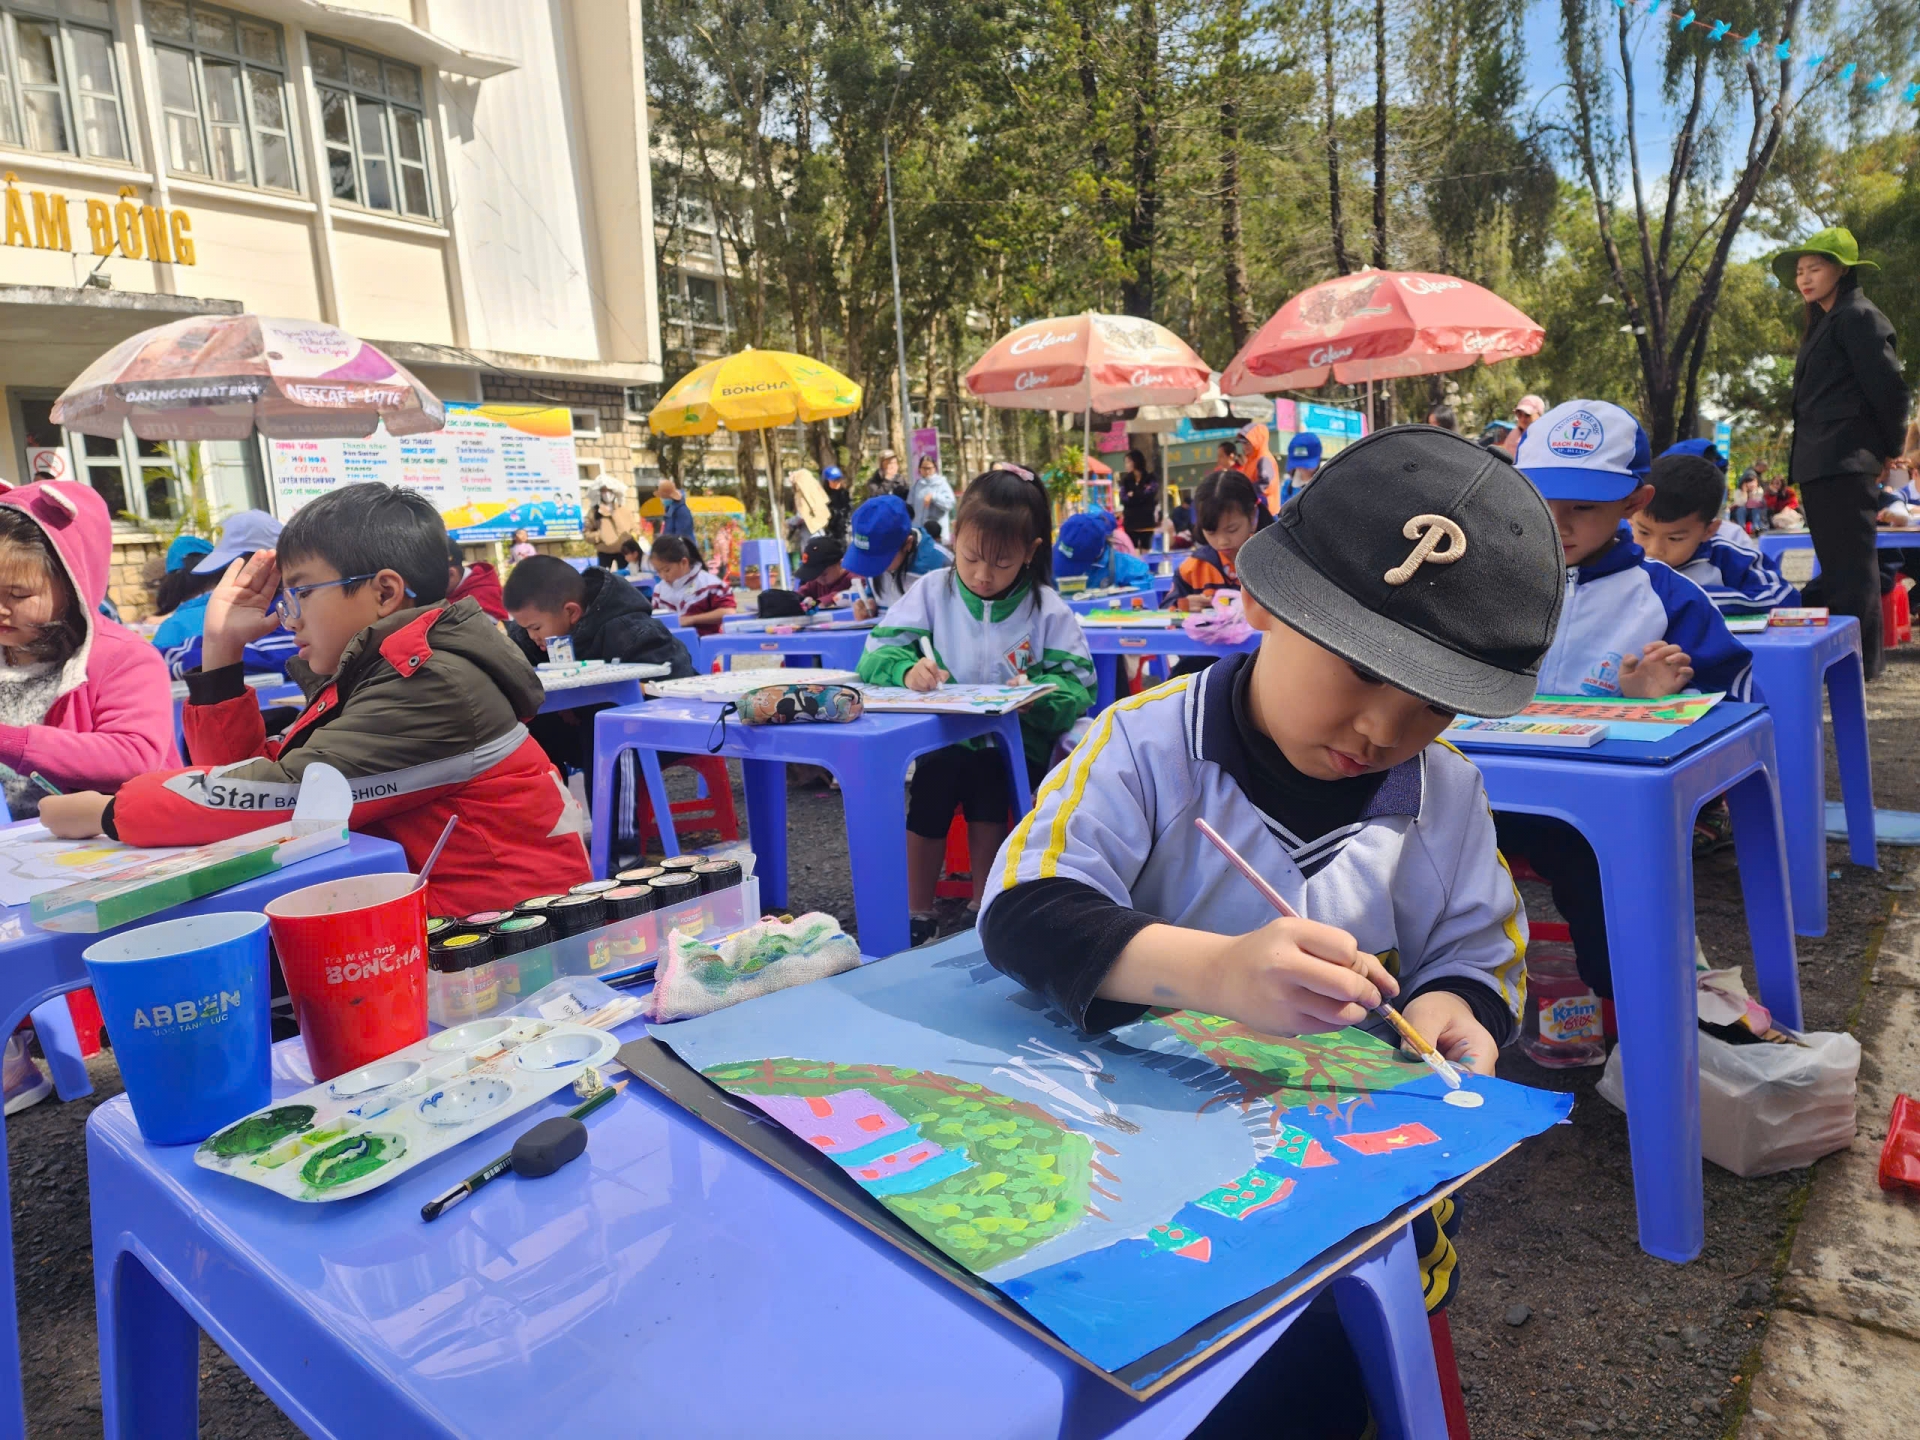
[39,482,591,914]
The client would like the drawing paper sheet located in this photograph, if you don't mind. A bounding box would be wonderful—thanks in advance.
[1514,692,1725,742]
[655,947,1571,1373]
[1077,610,1183,628]
[644,669,862,700]
[854,682,1056,715]
[0,827,189,909]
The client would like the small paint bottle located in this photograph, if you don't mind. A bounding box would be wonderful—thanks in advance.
[463,909,514,929]
[427,932,499,1027]
[605,884,655,921]
[615,865,666,885]
[516,894,569,916]
[550,893,607,939]
[569,878,621,898]
[647,871,699,922]
[658,855,703,877]
[490,913,554,995]
[691,859,741,895]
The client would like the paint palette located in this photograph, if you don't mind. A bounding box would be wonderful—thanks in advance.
[193,1018,619,1203]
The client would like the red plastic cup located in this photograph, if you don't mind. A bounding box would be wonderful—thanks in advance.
[265,872,428,1082]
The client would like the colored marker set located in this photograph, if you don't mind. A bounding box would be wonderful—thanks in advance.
[194,1015,620,1203]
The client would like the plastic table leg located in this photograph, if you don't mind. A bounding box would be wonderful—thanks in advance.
[28,995,90,1101]
[636,751,678,860]
[1093,654,1121,714]
[1594,773,1705,1263]
[838,760,916,956]
[741,757,788,910]
[1826,650,1878,870]
[1330,1225,1449,1440]
[97,1249,198,1440]
[1725,767,1805,1031]
[1753,649,1831,935]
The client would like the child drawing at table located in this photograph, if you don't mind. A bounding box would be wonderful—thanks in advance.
[857,468,1093,946]
[1167,470,1266,612]
[1499,400,1752,999]
[1632,452,1799,614]
[648,534,735,634]
[981,426,1562,1429]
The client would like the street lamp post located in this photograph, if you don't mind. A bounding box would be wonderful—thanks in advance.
[883,63,914,456]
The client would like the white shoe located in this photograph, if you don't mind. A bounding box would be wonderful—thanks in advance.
[2,1034,51,1116]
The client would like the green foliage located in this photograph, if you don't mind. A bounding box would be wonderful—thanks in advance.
[1146,1014,1426,1114]
[706,1057,1095,1270]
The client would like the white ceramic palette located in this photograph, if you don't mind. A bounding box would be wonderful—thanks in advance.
[194,1017,618,1202]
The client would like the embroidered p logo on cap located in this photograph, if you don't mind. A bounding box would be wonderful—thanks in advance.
[1383,515,1466,586]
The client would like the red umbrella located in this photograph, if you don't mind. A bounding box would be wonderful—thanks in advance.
[965,313,1211,412]
[1221,270,1542,394]
[52,314,444,441]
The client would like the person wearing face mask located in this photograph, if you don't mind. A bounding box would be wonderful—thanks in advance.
[1774,227,1911,679]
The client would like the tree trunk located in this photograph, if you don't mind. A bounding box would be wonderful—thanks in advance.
[1324,0,1351,275]
[1371,0,1387,271]
[1218,0,1253,351]
[1120,0,1159,319]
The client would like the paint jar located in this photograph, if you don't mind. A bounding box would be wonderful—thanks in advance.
[659,856,703,877]
[428,932,499,1027]
[692,859,742,895]
[648,872,699,918]
[490,914,553,996]
[605,884,655,921]
[463,909,514,929]
[615,866,665,886]
[516,894,569,917]
[550,893,607,939]
[1520,938,1605,1068]
[569,879,621,898]
[425,916,457,941]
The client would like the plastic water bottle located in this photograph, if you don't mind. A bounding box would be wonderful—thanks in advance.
[1522,937,1607,1068]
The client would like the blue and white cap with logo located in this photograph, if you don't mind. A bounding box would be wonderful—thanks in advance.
[1054,510,1117,576]
[1286,432,1323,471]
[1515,399,1651,502]
[843,494,914,577]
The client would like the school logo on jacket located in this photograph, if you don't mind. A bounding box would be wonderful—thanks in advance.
[1002,636,1034,676]
[1546,410,1606,459]
[1579,651,1625,696]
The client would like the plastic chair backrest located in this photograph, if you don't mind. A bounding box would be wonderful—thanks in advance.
[739,538,792,591]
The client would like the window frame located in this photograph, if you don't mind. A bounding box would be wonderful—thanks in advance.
[307,35,433,220]
[145,0,298,194]
[0,0,132,164]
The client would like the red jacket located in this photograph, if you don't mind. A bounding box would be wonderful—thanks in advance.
[448,561,508,622]
[0,481,177,790]
[111,599,590,915]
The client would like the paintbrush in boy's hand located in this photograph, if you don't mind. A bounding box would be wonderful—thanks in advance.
[1192,817,1463,1089]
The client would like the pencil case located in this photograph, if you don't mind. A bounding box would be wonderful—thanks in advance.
[738,683,864,725]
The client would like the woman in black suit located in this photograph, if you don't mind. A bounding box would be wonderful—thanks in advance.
[1777,227,1911,677]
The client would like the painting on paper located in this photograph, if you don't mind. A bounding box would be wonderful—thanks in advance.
[654,946,1571,1374]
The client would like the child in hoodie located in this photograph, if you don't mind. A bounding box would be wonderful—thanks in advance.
[1497,401,1752,999]
[0,482,177,819]
[39,483,591,915]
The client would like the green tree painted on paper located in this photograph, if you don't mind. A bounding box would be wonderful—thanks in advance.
[703,1058,1094,1271]
[1147,1014,1425,1117]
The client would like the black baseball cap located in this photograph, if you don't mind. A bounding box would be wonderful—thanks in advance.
[1234,424,1564,716]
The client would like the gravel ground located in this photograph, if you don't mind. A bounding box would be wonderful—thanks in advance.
[10,626,1916,1438]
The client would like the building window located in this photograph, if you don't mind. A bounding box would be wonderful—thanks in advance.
[569,407,602,439]
[0,0,129,162]
[146,1,295,191]
[310,37,431,218]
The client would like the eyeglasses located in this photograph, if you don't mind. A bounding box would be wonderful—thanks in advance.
[273,574,379,623]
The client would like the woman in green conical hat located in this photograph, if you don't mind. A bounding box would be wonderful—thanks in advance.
[1772,226,1912,680]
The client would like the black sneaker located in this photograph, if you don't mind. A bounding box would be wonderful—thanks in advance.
[909,914,939,947]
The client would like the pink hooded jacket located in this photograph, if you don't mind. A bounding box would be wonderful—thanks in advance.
[0,481,178,788]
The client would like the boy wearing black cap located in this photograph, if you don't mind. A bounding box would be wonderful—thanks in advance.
[980,423,1564,1084]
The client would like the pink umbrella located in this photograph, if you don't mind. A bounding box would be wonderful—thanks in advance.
[1221,270,1543,393]
[965,313,1212,412]
[52,314,444,441]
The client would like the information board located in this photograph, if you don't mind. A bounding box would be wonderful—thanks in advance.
[267,403,584,539]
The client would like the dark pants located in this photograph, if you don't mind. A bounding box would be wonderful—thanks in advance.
[1125,527,1156,552]
[1798,473,1885,679]
[1494,812,1612,998]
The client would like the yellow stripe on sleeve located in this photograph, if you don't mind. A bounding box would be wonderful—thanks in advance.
[998,675,1193,889]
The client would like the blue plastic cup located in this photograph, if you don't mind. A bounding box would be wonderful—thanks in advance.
[83,912,272,1146]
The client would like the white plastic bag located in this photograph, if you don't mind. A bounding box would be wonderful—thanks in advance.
[1596,1030,1860,1177]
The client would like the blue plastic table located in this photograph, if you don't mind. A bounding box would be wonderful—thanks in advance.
[1756,528,1917,575]
[701,626,872,673]
[590,701,1034,956]
[1083,626,1261,711]
[0,833,407,1440]
[534,661,670,714]
[1454,703,1798,1263]
[88,1002,1447,1440]
[1742,618,1876,934]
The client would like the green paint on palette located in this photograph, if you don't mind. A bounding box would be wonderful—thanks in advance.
[301,1132,406,1191]
[202,1105,317,1159]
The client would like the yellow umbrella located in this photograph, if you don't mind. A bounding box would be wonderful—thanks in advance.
[649,348,862,542]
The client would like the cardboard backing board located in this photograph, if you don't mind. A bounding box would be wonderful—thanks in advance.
[618,1035,1498,1399]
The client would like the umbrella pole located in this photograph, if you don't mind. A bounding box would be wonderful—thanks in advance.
[1082,407,1091,512]
[764,427,787,562]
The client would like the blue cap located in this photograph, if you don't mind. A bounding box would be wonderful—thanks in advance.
[823,465,845,482]
[1286,432,1323,470]
[1054,511,1117,577]
[1516,400,1652,502]
[844,495,914,577]
[193,509,283,573]
[1660,437,1728,473]
[165,534,213,573]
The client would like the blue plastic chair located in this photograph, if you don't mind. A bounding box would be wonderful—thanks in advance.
[738,537,791,590]
[88,1017,1450,1440]
[1455,703,1798,1263]
[1744,617,1876,935]
[1083,627,1261,711]
[590,701,1031,956]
